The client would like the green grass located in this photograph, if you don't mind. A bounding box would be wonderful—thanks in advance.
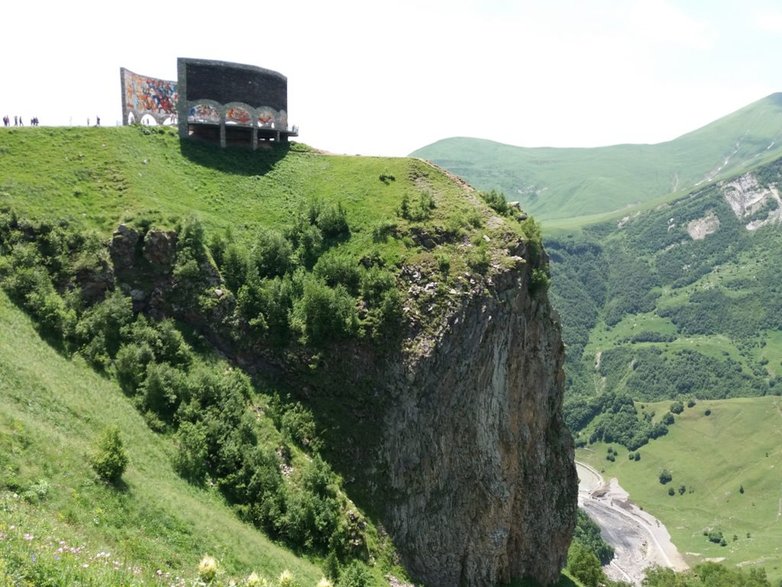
[0,125,528,287]
[0,290,324,585]
[577,396,782,583]
[413,93,782,222]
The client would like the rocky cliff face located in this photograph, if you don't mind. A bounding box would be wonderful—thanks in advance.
[381,253,577,586]
[107,217,577,587]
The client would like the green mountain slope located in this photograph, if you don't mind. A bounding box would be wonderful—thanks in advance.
[0,289,323,585]
[550,154,782,451]
[411,93,782,222]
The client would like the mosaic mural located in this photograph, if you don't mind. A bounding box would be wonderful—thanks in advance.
[123,70,177,115]
[188,102,221,124]
[226,105,252,125]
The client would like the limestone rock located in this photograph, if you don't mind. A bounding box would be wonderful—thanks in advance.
[143,229,178,272]
[109,224,139,271]
[379,254,577,586]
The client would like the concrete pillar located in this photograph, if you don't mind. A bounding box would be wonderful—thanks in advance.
[220,123,226,148]
[252,126,258,150]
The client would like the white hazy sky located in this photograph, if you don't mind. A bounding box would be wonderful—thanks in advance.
[2,0,781,156]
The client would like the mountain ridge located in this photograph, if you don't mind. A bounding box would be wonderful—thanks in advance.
[412,93,782,223]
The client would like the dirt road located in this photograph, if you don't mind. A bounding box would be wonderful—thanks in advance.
[576,461,689,585]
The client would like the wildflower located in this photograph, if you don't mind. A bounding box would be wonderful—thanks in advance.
[278,569,296,587]
[316,579,334,587]
[23,533,33,541]
[246,571,270,587]
[198,554,218,582]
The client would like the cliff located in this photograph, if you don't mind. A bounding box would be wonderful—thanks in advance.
[104,180,578,587]
[381,244,577,586]
[0,128,577,585]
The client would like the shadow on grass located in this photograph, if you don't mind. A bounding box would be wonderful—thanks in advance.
[179,138,290,176]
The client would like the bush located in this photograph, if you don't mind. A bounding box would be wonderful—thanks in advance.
[74,290,134,368]
[173,421,209,484]
[317,202,350,241]
[252,228,294,279]
[480,189,509,215]
[291,277,358,345]
[670,400,684,414]
[659,469,672,484]
[314,251,361,296]
[336,561,373,587]
[91,426,128,484]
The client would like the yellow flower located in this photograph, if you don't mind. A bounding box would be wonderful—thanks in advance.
[278,569,296,587]
[246,571,270,587]
[198,554,218,582]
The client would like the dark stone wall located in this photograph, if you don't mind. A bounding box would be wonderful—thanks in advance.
[184,61,287,111]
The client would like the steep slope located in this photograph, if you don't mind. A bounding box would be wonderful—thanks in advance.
[0,126,577,586]
[549,154,782,449]
[0,290,323,585]
[411,93,782,222]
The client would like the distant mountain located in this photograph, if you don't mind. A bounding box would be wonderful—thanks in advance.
[549,153,782,448]
[411,93,782,222]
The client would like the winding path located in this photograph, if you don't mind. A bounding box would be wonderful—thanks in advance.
[576,461,689,585]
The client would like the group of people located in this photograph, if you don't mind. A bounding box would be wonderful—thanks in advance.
[2,116,104,127]
[2,115,38,126]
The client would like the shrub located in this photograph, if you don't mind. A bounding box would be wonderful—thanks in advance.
[280,402,320,452]
[278,570,298,587]
[253,228,294,279]
[74,289,134,368]
[91,426,128,484]
[317,202,350,241]
[221,243,250,293]
[668,487,675,496]
[670,400,684,414]
[291,277,358,345]
[480,189,509,215]
[173,421,210,484]
[530,267,550,295]
[314,251,361,296]
[661,412,675,425]
[705,408,712,416]
[659,469,672,484]
[336,561,373,587]
[467,242,490,274]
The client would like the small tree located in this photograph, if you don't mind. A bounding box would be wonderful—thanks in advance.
[659,469,672,485]
[91,426,128,484]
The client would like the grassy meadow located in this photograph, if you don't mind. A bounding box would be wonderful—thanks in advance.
[577,396,782,582]
[0,289,325,585]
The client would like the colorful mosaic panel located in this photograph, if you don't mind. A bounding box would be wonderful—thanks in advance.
[123,70,178,115]
[258,108,275,127]
[188,103,220,124]
[226,105,252,125]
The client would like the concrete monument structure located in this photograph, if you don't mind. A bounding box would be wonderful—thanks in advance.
[120,58,297,148]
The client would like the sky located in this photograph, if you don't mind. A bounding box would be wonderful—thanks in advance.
[2,0,781,156]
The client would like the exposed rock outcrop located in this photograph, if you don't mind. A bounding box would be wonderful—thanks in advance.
[105,220,577,587]
[381,253,577,586]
